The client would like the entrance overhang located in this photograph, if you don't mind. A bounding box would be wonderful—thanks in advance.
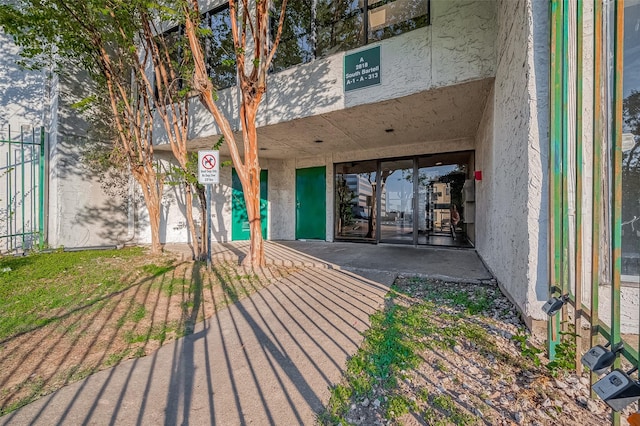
[160,77,494,159]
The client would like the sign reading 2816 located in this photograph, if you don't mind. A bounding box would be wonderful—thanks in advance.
[198,150,220,185]
[344,46,381,92]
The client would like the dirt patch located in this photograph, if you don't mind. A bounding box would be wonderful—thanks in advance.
[333,277,627,426]
[0,251,296,415]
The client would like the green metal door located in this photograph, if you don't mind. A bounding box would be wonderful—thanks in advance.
[232,169,268,241]
[296,166,326,240]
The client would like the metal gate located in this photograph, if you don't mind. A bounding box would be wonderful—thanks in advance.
[548,1,640,424]
[0,125,46,254]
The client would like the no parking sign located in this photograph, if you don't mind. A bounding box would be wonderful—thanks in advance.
[198,150,219,185]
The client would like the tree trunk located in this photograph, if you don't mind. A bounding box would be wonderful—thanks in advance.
[134,167,163,255]
[184,182,203,260]
[196,185,207,259]
[242,164,265,267]
[240,99,265,268]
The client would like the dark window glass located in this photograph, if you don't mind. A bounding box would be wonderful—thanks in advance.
[367,0,429,43]
[203,5,236,90]
[154,26,186,105]
[316,0,364,58]
[271,0,314,72]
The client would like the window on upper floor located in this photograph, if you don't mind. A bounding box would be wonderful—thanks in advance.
[316,0,365,58]
[271,0,315,73]
[367,0,430,43]
[203,4,236,90]
[153,25,186,105]
[272,0,430,71]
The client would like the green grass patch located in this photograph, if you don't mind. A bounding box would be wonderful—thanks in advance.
[0,247,146,342]
[321,278,505,425]
[140,261,176,277]
[0,377,45,417]
[105,349,131,367]
[124,322,179,346]
[322,299,434,423]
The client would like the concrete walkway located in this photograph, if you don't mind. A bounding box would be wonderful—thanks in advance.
[1,241,492,425]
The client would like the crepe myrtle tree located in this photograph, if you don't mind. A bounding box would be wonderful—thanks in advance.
[0,0,209,257]
[180,0,288,268]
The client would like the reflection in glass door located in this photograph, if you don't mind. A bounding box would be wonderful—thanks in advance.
[379,159,414,243]
[333,152,474,247]
[335,160,378,240]
[416,158,467,245]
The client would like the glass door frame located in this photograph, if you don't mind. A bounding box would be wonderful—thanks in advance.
[376,158,420,245]
[334,151,474,246]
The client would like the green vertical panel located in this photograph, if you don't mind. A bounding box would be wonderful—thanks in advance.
[561,0,570,309]
[590,0,603,396]
[610,6,624,422]
[548,0,564,360]
[232,169,268,241]
[574,0,584,375]
[296,166,326,240]
[38,127,45,248]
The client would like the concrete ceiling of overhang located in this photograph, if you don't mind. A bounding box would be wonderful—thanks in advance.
[174,77,494,159]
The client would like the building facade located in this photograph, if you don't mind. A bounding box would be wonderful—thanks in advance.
[2,0,639,334]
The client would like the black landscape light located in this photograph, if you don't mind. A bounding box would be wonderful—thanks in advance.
[541,294,569,316]
[593,368,640,412]
[581,343,623,375]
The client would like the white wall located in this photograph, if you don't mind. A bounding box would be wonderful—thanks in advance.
[155,0,497,144]
[475,0,550,324]
[0,33,47,133]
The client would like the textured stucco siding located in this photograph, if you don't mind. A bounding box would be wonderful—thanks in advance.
[0,33,47,131]
[174,0,497,143]
[47,74,131,249]
[1,34,130,249]
[475,0,549,323]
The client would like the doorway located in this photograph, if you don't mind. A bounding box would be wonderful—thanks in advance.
[296,166,326,240]
[334,152,474,247]
[231,169,268,240]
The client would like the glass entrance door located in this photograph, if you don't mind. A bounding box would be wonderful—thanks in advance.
[415,155,470,246]
[379,159,415,243]
[334,152,474,247]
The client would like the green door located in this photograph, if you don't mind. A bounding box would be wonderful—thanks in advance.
[232,169,268,241]
[296,166,326,240]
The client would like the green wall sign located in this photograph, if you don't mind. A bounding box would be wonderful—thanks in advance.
[344,46,381,92]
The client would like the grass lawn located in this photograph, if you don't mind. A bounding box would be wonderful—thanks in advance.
[0,247,148,342]
[319,277,605,426]
[0,247,293,416]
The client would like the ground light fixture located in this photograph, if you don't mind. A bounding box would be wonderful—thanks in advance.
[593,368,640,412]
[581,342,624,375]
[541,294,569,316]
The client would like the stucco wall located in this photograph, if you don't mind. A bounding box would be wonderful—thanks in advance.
[475,0,549,324]
[0,33,47,132]
[0,33,48,252]
[162,0,497,144]
[47,74,132,249]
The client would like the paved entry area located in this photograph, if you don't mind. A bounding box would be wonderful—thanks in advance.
[277,240,494,286]
[1,241,492,425]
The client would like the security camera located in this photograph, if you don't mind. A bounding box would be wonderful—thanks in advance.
[593,369,640,412]
[542,295,569,316]
[581,345,619,375]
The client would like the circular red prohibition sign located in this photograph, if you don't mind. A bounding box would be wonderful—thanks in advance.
[202,154,216,170]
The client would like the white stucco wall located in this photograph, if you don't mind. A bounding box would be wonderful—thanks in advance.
[47,74,132,249]
[158,0,497,144]
[0,33,47,132]
[475,0,550,324]
[1,33,47,251]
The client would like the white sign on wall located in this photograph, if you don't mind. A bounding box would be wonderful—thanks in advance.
[198,150,219,185]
